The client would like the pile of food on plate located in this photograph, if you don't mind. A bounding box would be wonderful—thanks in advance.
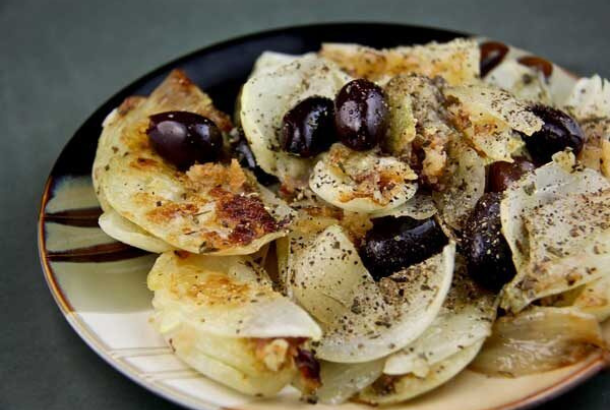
[92,37,610,405]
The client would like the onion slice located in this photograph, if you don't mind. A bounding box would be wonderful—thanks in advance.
[384,256,496,376]
[315,360,385,405]
[470,307,606,377]
[292,225,455,363]
[358,341,484,405]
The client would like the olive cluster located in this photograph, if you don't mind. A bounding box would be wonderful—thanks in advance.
[464,104,585,292]
[145,72,586,293]
[280,79,389,157]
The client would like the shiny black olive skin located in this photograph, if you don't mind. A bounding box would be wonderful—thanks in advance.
[526,105,585,165]
[480,41,509,77]
[487,157,535,192]
[360,216,448,281]
[147,111,222,170]
[462,192,516,292]
[334,79,388,151]
[229,128,278,186]
[281,96,336,157]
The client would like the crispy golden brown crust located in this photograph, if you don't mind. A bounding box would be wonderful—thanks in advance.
[98,70,298,253]
[320,40,478,85]
[213,187,282,247]
[328,144,413,206]
[185,272,253,306]
[150,70,233,132]
[187,160,247,193]
[139,164,285,252]
[145,201,201,225]
[117,96,147,117]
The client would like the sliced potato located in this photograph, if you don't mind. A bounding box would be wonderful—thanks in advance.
[165,325,296,396]
[446,83,543,162]
[95,71,295,255]
[358,341,484,405]
[446,83,543,135]
[500,154,610,312]
[310,144,418,213]
[148,252,322,396]
[93,70,232,211]
[98,209,173,253]
[148,252,322,339]
[241,54,351,185]
[249,51,301,77]
[102,153,294,255]
[470,307,606,377]
[314,359,385,405]
[94,106,142,211]
[292,225,455,363]
[320,38,479,85]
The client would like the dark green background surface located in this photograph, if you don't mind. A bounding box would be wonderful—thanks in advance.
[1,0,609,408]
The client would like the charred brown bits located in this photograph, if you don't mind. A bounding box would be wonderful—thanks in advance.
[462,192,516,292]
[360,216,448,281]
[281,96,336,158]
[334,79,389,151]
[147,111,222,170]
[526,105,585,165]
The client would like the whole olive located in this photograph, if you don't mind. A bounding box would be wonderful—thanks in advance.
[334,79,388,151]
[479,41,509,77]
[229,128,278,186]
[147,111,222,170]
[525,105,585,165]
[487,157,535,192]
[517,55,553,79]
[281,96,336,158]
[462,192,516,292]
[360,216,448,281]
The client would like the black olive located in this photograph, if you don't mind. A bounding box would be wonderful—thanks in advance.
[517,55,553,79]
[147,111,222,170]
[487,157,535,192]
[334,79,388,151]
[479,41,509,77]
[229,128,278,186]
[526,105,585,165]
[462,192,516,292]
[360,216,448,281]
[281,96,336,157]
